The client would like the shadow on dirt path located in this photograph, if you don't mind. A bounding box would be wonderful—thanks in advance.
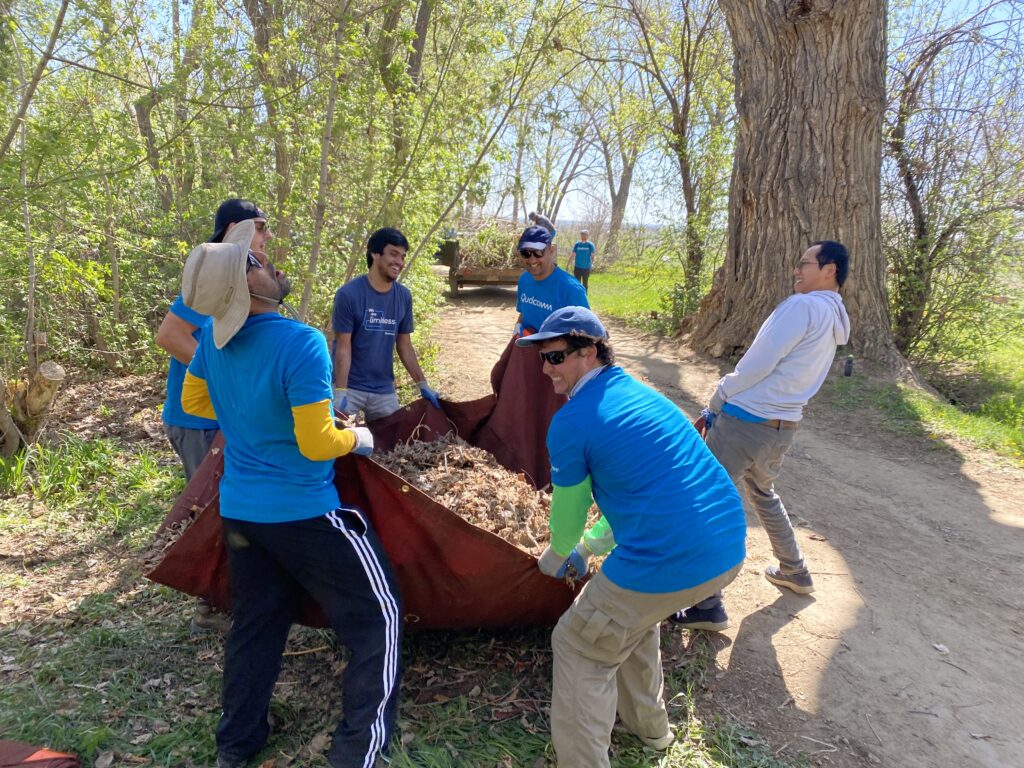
[430,290,1024,768]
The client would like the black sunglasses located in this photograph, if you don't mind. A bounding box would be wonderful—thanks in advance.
[245,250,263,273]
[539,347,579,365]
[520,249,545,259]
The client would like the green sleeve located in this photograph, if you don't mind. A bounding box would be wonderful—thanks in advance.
[549,477,593,556]
[582,516,616,556]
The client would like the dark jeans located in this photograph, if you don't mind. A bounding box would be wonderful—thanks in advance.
[573,267,590,291]
[217,511,402,768]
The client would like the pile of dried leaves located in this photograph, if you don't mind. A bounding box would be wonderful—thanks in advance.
[140,516,194,573]
[375,434,552,555]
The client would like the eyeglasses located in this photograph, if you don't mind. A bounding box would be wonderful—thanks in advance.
[795,259,820,270]
[539,347,579,365]
[520,249,545,260]
[245,250,263,273]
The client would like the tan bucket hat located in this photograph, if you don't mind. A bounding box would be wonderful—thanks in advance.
[181,219,256,349]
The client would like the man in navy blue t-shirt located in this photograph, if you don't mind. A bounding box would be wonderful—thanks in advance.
[331,228,440,421]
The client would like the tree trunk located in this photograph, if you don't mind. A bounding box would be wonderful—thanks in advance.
[0,398,21,458]
[694,0,896,364]
[11,361,66,444]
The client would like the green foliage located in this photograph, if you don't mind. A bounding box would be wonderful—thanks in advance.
[0,432,180,539]
[457,222,520,268]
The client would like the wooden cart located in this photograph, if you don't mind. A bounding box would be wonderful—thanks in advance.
[439,239,520,296]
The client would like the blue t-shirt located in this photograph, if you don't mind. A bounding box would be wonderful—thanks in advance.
[572,241,595,270]
[188,313,341,523]
[162,295,218,430]
[548,366,746,593]
[517,268,589,333]
[332,275,415,394]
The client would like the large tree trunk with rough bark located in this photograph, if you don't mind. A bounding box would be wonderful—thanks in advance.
[693,0,898,365]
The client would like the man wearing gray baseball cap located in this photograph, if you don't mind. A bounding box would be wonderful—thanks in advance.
[518,306,745,767]
[179,221,401,768]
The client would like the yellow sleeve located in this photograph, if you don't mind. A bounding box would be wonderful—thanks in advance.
[291,399,358,461]
[182,371,217,420]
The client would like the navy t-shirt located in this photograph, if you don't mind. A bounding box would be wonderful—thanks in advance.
[332,275,414,393]
[548,366,746,593]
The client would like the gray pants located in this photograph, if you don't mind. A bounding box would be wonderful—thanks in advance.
[697,413,806,609]
[165,424,219,482]
[551,565,741,767]
[346,388,401,422]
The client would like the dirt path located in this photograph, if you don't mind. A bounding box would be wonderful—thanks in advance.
[431,286,1024,768]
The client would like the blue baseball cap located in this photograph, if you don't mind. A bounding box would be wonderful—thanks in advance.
[515,306,608,347]
[517,225,552,252]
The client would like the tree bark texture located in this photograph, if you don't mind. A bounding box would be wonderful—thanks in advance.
[694,0,896,362]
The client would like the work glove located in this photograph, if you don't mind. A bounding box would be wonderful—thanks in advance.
[345,426,374,456]
[417,381,441,408]
[332,388,349,414]
[537,543,589,582]
[693,407,717,440]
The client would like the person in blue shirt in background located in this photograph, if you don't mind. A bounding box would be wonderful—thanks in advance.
[514,225,588,337]
[180,220,401,768]
[517,306,746,768]
[331,227,441,421]
[569,229,595,292]
[155,197,272,635]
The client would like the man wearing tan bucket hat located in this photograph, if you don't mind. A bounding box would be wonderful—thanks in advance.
[179,220,402,768]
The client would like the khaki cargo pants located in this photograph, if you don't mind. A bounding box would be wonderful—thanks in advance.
[550,564,741,767]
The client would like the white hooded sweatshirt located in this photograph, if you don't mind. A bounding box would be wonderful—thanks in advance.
[711,291,851,421]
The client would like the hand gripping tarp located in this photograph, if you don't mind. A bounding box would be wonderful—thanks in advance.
[146,348,580,630]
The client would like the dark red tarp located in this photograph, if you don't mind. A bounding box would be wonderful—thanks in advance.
[0,741,80,768]
[146,347,580,630]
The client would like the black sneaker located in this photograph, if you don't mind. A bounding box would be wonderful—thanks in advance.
[669,604,729,632]
[764,565,815,595]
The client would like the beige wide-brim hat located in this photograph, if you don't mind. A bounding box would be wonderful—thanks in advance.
[181,219,256,349]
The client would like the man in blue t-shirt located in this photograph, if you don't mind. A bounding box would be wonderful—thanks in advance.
[331,228,440,421]
[569,229,595,292]
[516,306,746,768]
[514,225,589,336]
[156,198,272,635]
[180,220,401,768]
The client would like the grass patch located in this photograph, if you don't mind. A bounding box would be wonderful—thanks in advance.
[0,432,180,545]
[588,266,682,333]
[822,369,1024,467]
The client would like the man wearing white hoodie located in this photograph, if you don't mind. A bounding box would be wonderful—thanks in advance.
[673,240,851,631]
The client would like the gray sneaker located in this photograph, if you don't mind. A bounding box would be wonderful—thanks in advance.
[191,598,232,635]
[764,565,815,594]
[216,757,246,768]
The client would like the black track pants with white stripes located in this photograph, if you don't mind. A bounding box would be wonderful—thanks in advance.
[216,510,402,768]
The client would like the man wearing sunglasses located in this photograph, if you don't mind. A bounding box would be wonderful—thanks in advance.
[331,227,441,421]
[514,225,588,337]
[516,306,746,767]
[180,220,400,768]
[155,198,273,635]
[674,240,850,632]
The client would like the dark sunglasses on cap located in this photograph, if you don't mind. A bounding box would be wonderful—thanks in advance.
[520,249,545,259]
[245,250,263,273]
[538,347,580,365]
